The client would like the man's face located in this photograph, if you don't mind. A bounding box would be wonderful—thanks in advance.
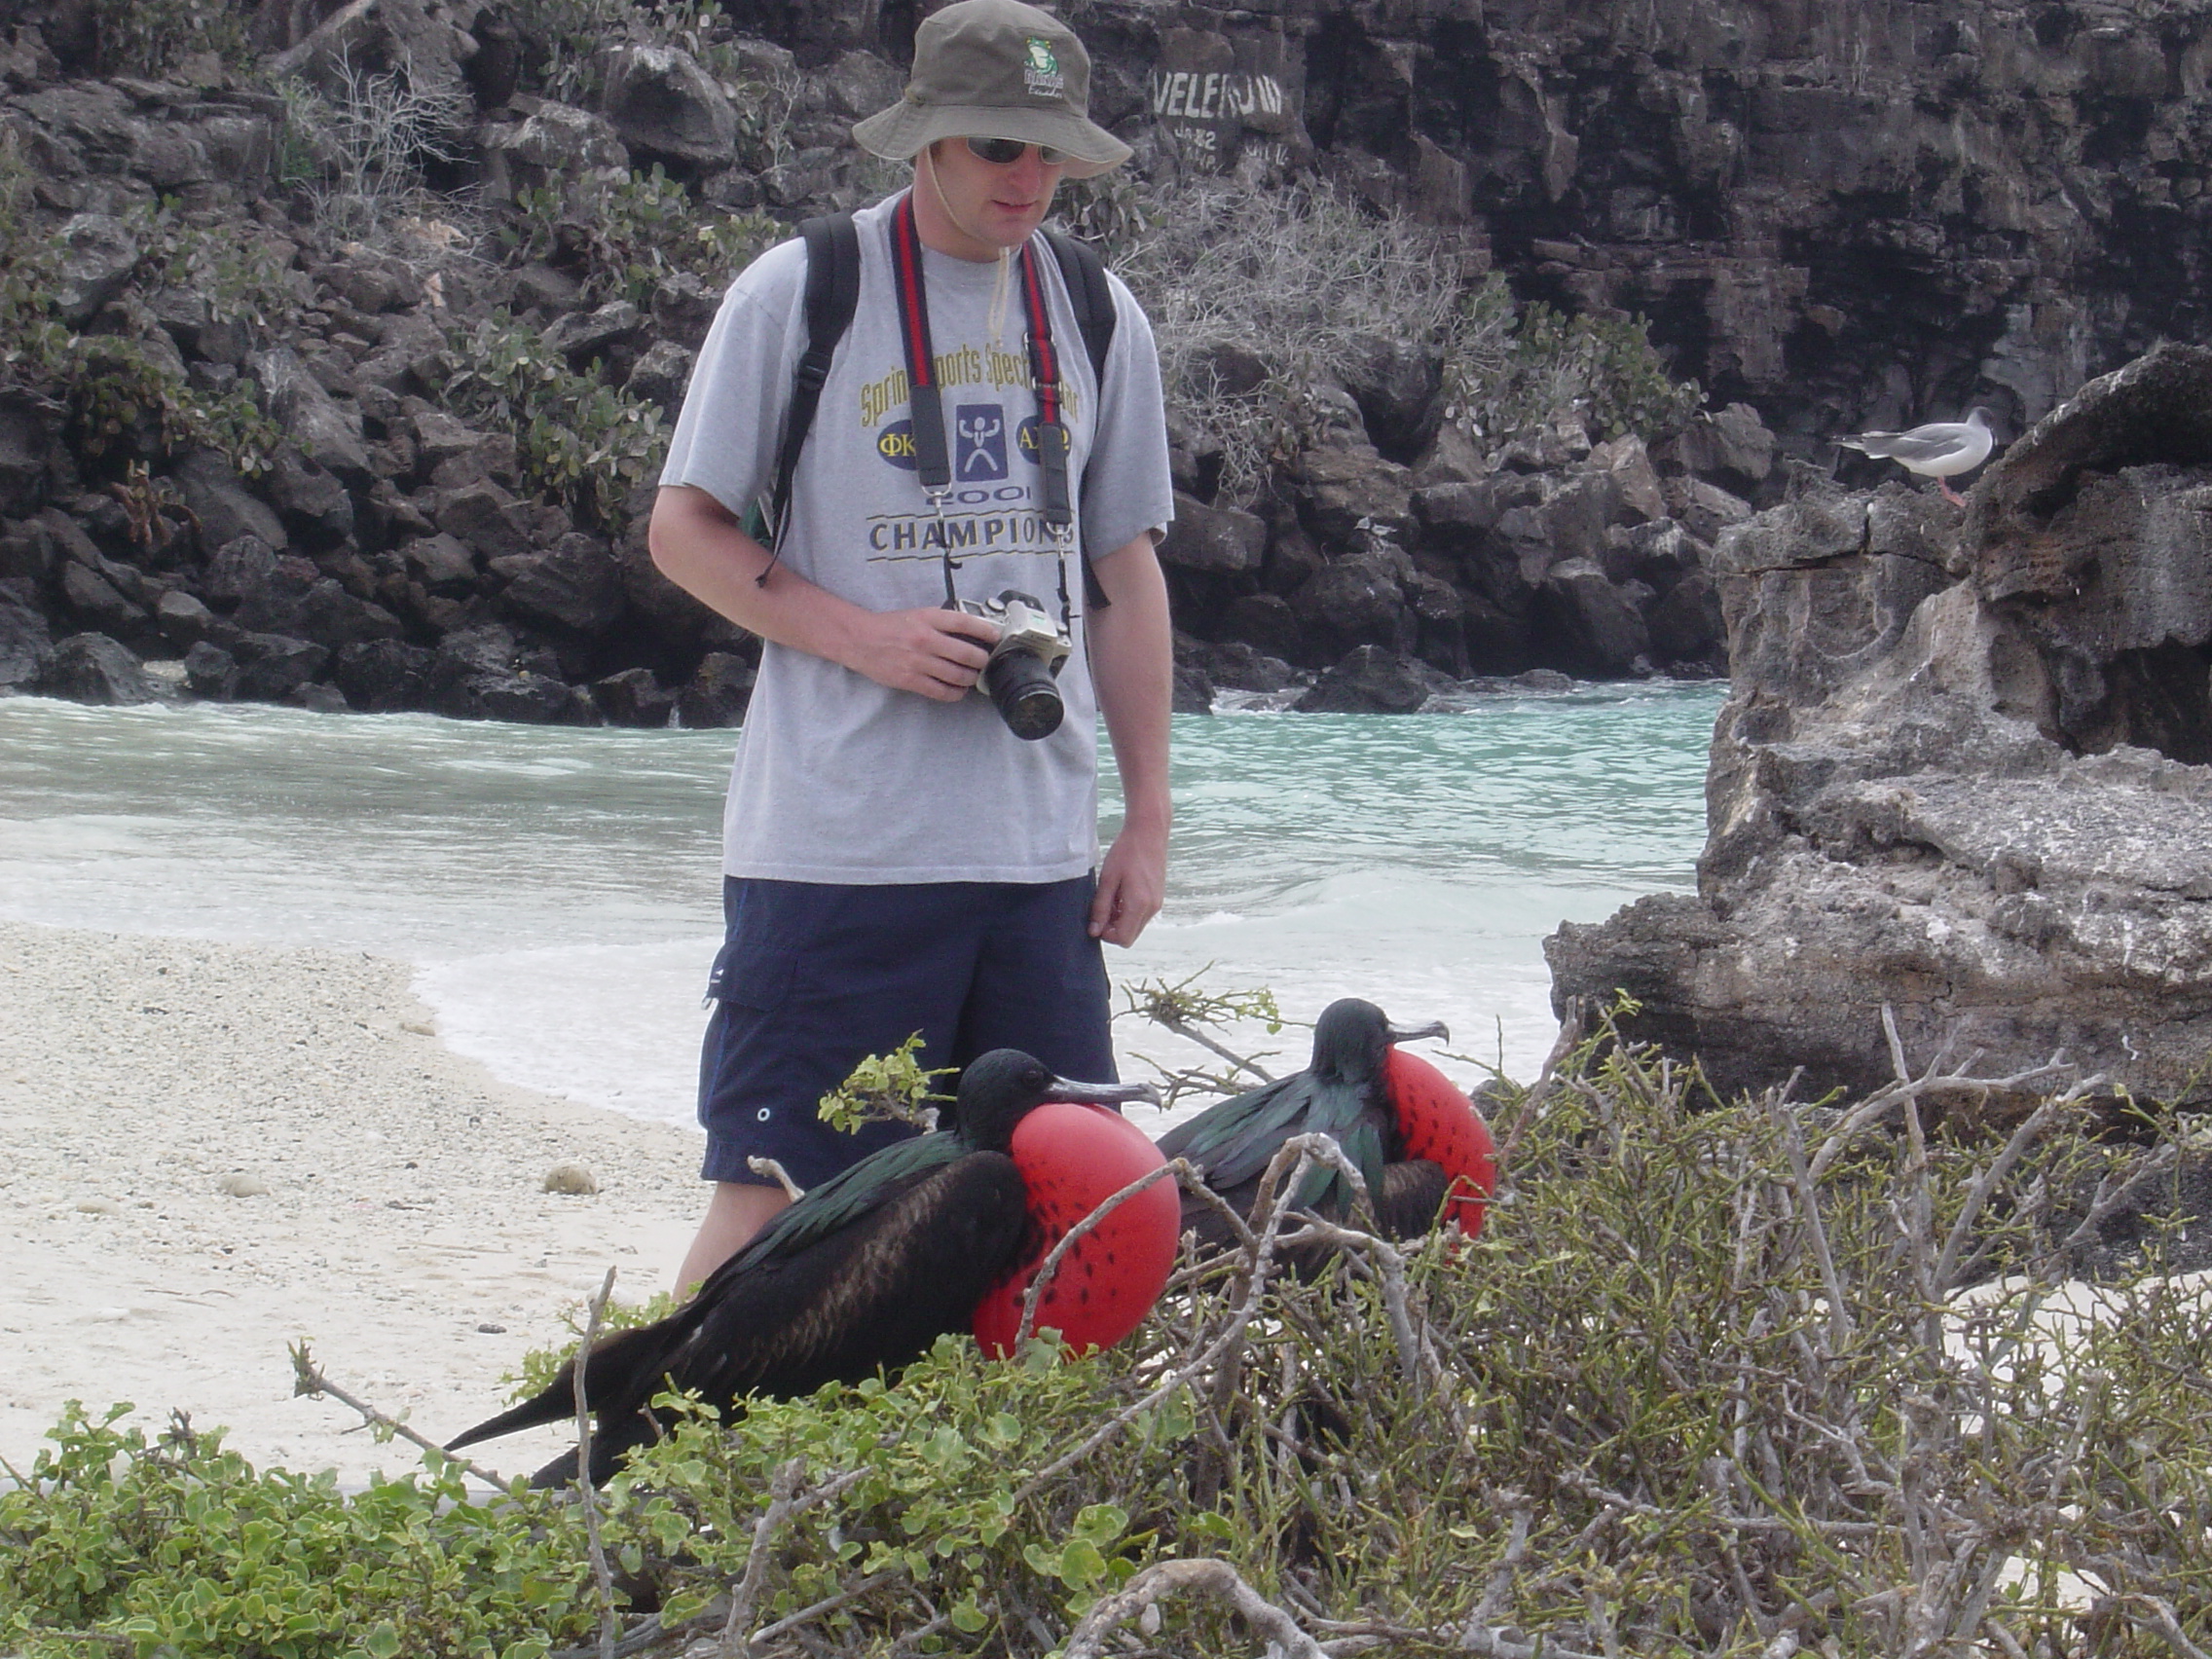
[919,137,1068,260]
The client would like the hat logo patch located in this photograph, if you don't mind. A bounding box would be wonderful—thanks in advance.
[1022,37,1064,98]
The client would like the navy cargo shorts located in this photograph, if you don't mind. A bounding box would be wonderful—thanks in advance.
[695,874,1117,1191]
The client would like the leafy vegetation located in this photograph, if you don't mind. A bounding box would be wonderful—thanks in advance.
[814,1032,955,1135]
[506,165,779,309]
[1084,175,1701,504]
[437,311,667,528]
[10,1000,2212,1657]
[1445,276,1706,450]
[0,156,285,475]
[0,1404,596,1657]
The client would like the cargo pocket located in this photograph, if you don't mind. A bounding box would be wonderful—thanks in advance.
[705,934,797,1010]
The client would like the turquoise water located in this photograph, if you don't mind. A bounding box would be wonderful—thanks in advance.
[0,684,1722,1129]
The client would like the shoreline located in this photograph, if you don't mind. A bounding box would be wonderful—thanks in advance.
[0,919,703,1487]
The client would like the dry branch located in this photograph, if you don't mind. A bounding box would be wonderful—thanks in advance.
[1059,1558,1328,1659]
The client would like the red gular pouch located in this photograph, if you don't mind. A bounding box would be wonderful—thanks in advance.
[1384,1046,1499,1239]
[972,1100,1181,1358]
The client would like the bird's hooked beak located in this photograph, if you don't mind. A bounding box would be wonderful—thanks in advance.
[1387,1018,1450,1046]
[1042,1076,1162,1112]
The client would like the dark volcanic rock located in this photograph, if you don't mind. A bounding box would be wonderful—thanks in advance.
[0,598,54,690]
[1293,645,1456,715]
[335,639,436,712]
[428,624,591,723]
[182,640,240,700]
[591,666,676,728]
[232,632,330,704]
[1536,558,1651,677]
[1548,345,2212,1105]
[479,102,628,201]
[600,43,737,170]
[155,589,233,652]
[1197,640,1299,694]
[45,632,156,704]
[1289,548,1413,663]
[1171,656,1214,716]
[434,480,538,563]
[678,650,755,728]
[174,454,286,554]
[293,579,404,649]
[1158,494,1266,574]
[0,390,54,517]
[500,534,625,637]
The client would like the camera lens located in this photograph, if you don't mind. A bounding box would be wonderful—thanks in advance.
[984,646,1064,740]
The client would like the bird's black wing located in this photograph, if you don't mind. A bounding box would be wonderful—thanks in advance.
[655,1150,1030,1409]
[1157,1076,1309,1187]
[446,1132,975,1463]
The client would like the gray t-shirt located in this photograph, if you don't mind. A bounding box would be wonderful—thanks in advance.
[660,191,1174,885]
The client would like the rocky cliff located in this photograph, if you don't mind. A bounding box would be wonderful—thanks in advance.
[0,0,2204,723]
[1548,343,2212,1106]
[748,0,2212,442]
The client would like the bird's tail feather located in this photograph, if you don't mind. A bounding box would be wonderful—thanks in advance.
[445,1321,681,1452]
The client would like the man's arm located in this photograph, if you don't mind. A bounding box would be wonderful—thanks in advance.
[647,484,997,699]
[1085,532,1173,947]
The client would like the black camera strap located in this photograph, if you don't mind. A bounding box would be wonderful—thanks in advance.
[889,194,1076,627]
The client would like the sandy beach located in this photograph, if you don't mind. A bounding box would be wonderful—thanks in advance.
[0,919,705,1488]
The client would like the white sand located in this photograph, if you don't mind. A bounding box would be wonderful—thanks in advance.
[0,920,704,1487]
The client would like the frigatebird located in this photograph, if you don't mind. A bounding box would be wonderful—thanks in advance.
[1157,997,1497,1254]
[448,1050,1178,1485]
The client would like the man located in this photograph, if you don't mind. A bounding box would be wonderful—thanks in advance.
[649,0,1175,1294]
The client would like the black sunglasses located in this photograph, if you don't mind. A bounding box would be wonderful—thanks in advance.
[965,135,1069,166]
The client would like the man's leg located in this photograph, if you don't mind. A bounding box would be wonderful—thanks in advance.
[675,1181,790,1298]
[678,878,980,1296]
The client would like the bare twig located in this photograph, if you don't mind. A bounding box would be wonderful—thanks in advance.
[718,1459,873,1656]
[746,1156,804,1202]
[2102,1595,2212,1659]
[1934,1082,2099,1293]
[289,1342,506,1489]
[746,1569,900,1647]
[1059,1557,1328,1659]
[573,1266,619,1659]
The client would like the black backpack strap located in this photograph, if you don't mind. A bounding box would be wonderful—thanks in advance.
[1041,227,1119,610]
[755,211,861,582]
[1042,227,1115,387]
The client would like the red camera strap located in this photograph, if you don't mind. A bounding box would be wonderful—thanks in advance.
[888,194,1075,536]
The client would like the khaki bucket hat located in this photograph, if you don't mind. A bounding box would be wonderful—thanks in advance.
[853,0,1131,180]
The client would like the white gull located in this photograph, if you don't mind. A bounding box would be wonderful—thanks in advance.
[1838,406,1998,504]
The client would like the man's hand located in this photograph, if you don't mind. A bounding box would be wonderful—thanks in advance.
[650,488,1003,702]
[1090,817,1166,945]
[838,607,1000,700]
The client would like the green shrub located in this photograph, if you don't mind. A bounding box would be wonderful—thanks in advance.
[438,310,666,528]
[12,1014,2212,1657]
[0,1404,596,1658]
[505,166,780,308]
[0,195,285,474]
[1445,276,1704,449]
[1091,176,1701,502]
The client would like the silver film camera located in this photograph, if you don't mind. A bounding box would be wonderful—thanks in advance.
[956,589,1072,740]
